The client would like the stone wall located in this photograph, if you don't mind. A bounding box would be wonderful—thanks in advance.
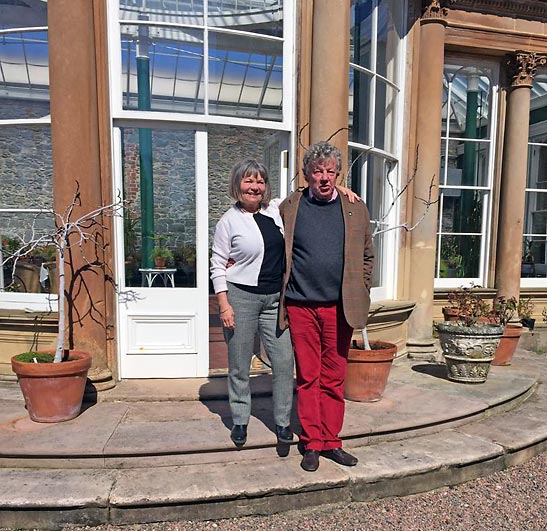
[122,124,284,253]
[0,98,53,239]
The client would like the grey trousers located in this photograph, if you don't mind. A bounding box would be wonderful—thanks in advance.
[224,282,294,426]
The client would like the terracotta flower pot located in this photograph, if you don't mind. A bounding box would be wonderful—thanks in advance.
[154,257,167,269]
[492,325,522,366]
[442,307,460,322]
[344,340,397,402]
[11,350,92,423]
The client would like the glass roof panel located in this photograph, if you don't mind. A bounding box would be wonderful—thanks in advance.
[121,24,205,113]
[0,30,49,118]
[208,31,282,119]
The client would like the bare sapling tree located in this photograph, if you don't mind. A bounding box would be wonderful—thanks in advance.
[1,184,126,363]
[352,148,437,349]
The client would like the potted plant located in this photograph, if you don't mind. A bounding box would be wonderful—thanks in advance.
[2,236,42,293]
[490,296,521,366]
[519,297,535,330]
[439,237,463,279]
[36,244,58,293]
[442,291,462,322]
[344,332,397,402]
[4,187,124,422]
[435,285,503,383]
[150,237,173,269]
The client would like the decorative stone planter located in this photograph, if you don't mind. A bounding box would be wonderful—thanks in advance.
[435,322,503,383]
[344,339,397,402]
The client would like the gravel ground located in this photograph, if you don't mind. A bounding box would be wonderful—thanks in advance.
[20,450,546,531]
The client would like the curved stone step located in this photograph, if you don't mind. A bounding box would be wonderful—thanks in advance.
[2,383,547,530]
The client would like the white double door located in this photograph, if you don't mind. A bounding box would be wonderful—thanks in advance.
[115,128,210,378]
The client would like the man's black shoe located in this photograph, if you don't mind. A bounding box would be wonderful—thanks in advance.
[301,450,320,472]
[230,425,247,447]
[275,425,294,444]
[321,447,358,466]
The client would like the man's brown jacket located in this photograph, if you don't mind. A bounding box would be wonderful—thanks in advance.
[278,187,374,331]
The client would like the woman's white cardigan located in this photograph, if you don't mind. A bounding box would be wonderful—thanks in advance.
[210,200,283,294]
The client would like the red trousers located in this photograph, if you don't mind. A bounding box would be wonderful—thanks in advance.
[286,301,354,451]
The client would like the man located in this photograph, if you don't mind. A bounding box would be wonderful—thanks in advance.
[279,141,374,472]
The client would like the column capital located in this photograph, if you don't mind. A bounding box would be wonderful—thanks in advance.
[507,51,547,88]
[421,0,454,24]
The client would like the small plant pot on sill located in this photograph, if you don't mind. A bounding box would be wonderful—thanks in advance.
[11,350,92,423]
[492,325,522,366]
[344,339,397,402]
[521,317,535,330]
[442,307,460,322]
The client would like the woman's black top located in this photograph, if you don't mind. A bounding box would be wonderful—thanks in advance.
[233,212,285,295]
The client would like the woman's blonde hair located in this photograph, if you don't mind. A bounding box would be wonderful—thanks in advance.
[229,159,272,206]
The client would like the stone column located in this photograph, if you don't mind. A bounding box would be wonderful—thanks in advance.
[496,52,547,300]
[309,0,350,176]
[48,0,115,389]
[406,1,451,359]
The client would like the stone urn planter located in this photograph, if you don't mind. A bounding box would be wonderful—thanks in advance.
[435,322,503,383]
[11,350,92,422]
[492,325,522,366]
[344,339,397,402]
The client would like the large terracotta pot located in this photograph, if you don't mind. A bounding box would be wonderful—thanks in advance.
[344,340,397,402]
[436,322,503,383]
[11,350,92,423]
[492,325,522,366]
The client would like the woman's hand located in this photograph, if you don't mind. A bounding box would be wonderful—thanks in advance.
[220,304,235,330]
[339,185,361,204]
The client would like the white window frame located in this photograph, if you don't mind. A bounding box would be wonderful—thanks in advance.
[521,118,547,288]
[109,1,294,132]
[348,0,407,301]
[434,59,500,289]
[0,26,56,311]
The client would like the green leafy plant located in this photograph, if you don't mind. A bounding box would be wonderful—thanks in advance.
[175,244,196,266]
[490,296,518,327]
[439,237,463,277]
[518,297,535,319]
[150,236,173,263]
[1,236,20,256]
[35,245,56,262]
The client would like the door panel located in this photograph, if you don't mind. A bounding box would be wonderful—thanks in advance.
[116,128,209,378]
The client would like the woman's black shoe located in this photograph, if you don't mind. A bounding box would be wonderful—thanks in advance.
[275,425,294,444]
[230,425,247,447]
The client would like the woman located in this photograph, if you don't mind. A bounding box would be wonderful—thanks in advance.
[210,159,294,448]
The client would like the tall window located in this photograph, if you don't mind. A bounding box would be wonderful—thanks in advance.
[436,61,498,287]
[0,4,54,305]
[111,1,293,288]
[349,0,404,299]
[522,73,547,286]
